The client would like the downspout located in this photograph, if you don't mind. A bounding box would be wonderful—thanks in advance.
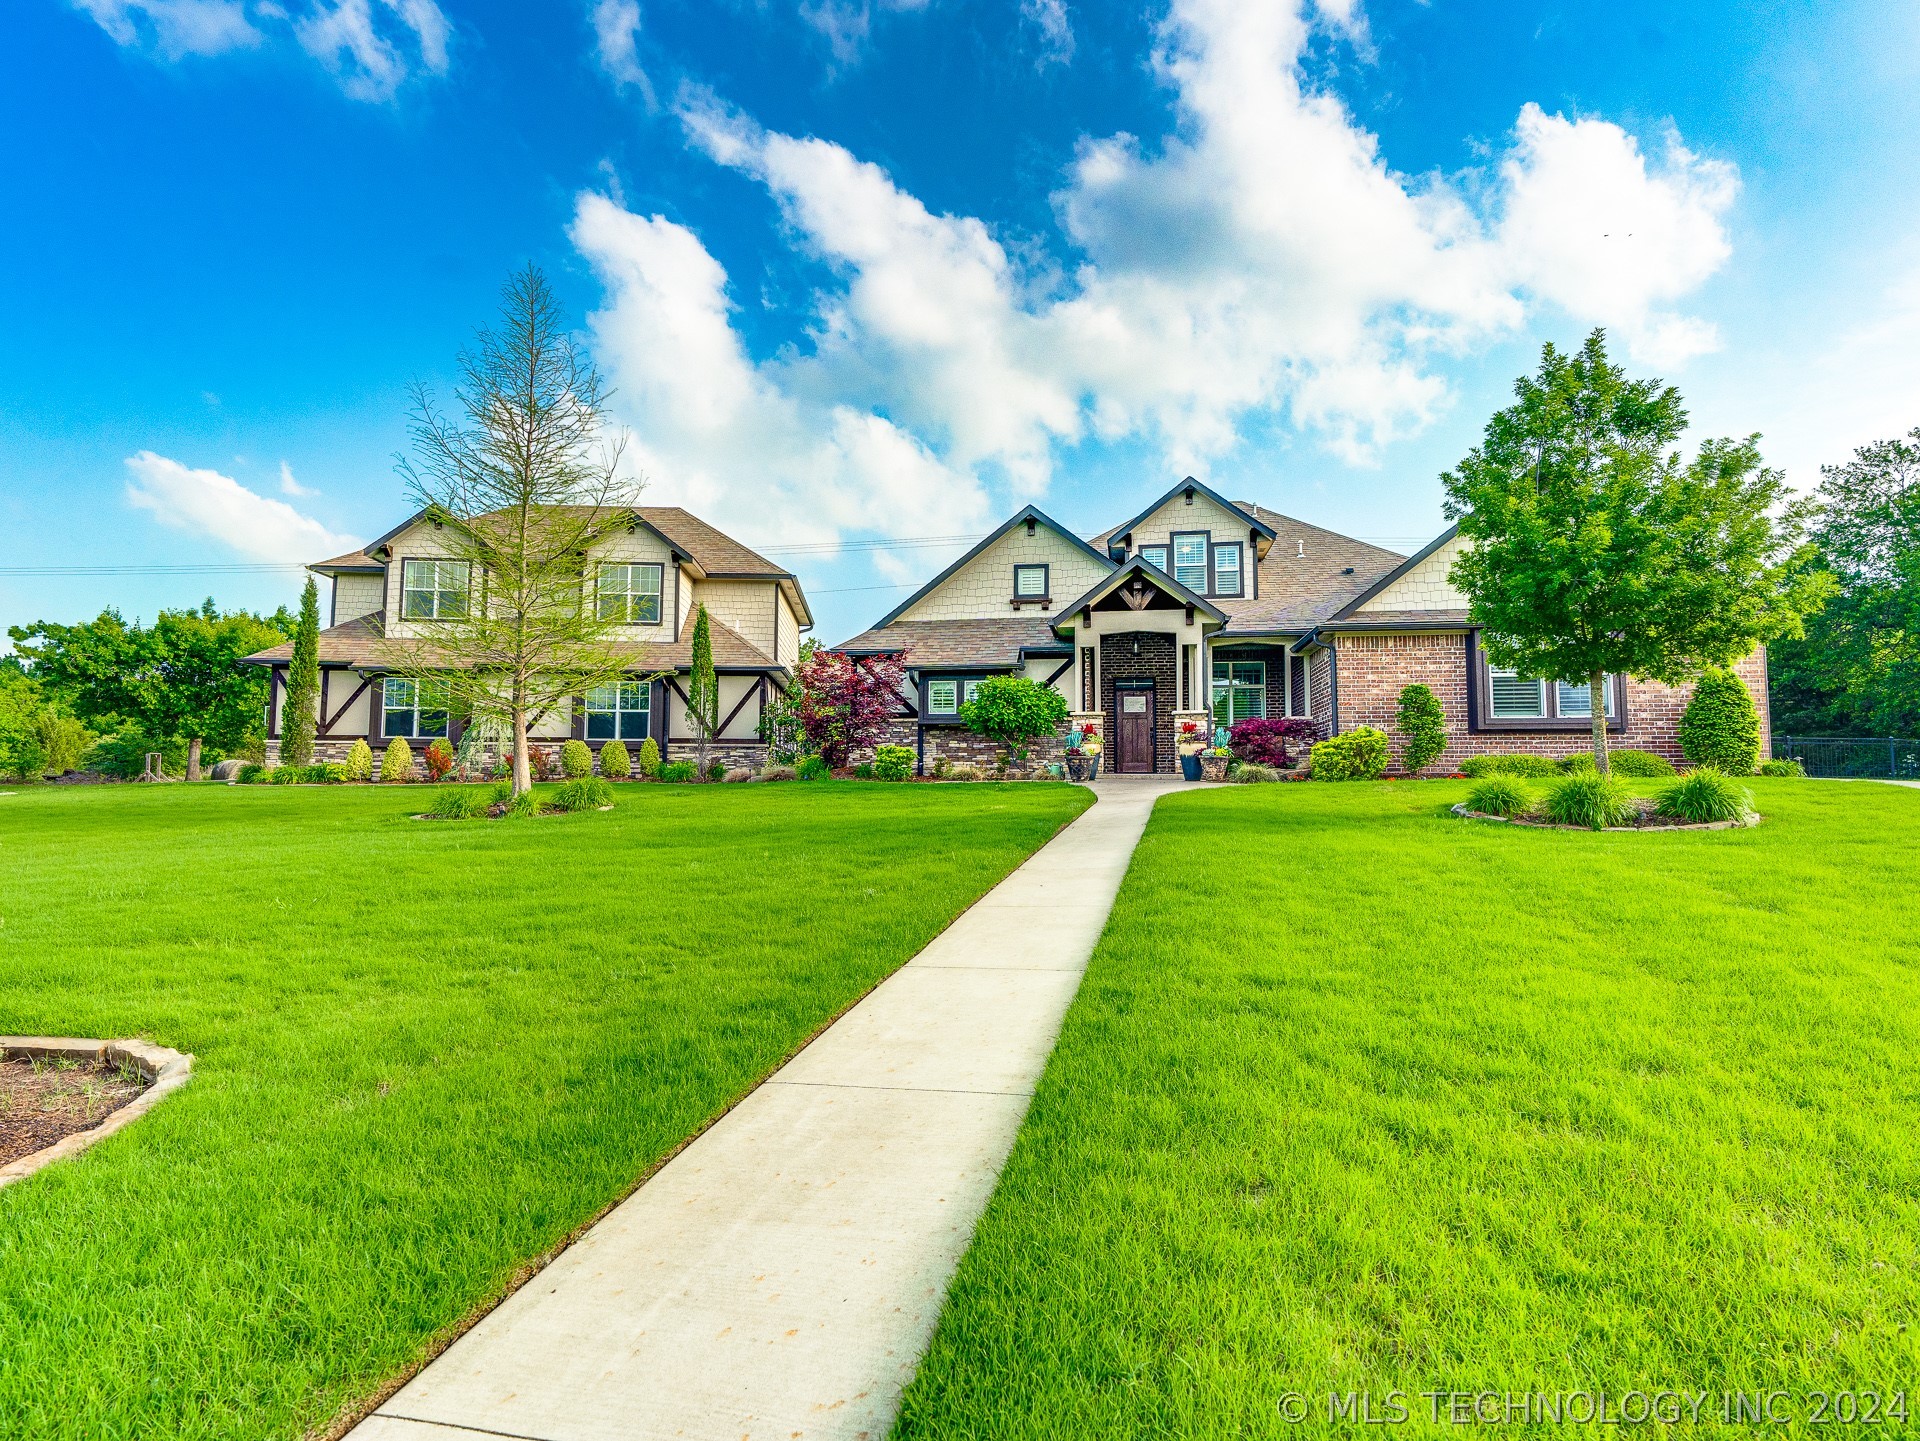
[1328,637,1340,737]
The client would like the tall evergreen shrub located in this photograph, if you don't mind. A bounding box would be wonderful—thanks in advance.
[1678,669,1761,774]
[280,578,321,768]
[1395,683,1447,775]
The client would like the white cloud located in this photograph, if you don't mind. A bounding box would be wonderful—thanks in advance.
[68,0,259,58]
[278,460,318,497]
[295,0,450,102]
[1021,0,1072,66]
[796,0,930,69]
[1495,103,1738,366]
[68,0,450,100]
[124,452,360,562]
[590,0,653,102]
[580,0,1740,550]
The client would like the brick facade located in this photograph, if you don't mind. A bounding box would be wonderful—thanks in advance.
[1100,631,1178,773]
[1328,631,1771,773]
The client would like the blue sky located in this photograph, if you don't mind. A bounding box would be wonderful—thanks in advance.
[4,0,1918,648]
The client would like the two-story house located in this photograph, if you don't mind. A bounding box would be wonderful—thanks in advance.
[837,477,1769,774]
[245,505,811,769]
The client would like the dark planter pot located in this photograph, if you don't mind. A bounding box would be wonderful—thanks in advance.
[1180,752,1203,781]
[1066,753,1101,782]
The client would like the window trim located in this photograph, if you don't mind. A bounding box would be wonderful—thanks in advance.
[1170,530,1211,593]
[399,558,471,621]
[1011,563,1051,606]
[920,673,989,725]
[1468,633,1627,732]
[381,676,450,739]
[595,562,664,625]
[1138,544,1170,574]
[1208,541,1245,598]
[584,681,651,740]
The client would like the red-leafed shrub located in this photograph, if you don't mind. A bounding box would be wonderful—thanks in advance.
[528,745,556,781]
[1228,716,1317,768]
[424,738,456,781]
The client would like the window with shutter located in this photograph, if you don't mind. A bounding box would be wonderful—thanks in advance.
[1139,545,1169,573]
[1172,533,1209,590]
[927,679,958,715]
[1489,671,1546,718]
[1555,679,1616,718]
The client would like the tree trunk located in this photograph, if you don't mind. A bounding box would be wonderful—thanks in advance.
[1589,669,1609,774]
[187,736,203,782]
[512,708,532,795]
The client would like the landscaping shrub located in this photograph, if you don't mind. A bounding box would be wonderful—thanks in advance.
[1678,668,1761,774]
[1228,763,1282,783]
[424,739,456,782]
[853,762,874,779]
[636,737,662,778]
[236,763,267,784]
[1308,726,1389,781]
[1557,752,1597,773]
[1465,775,1534,818]
[872,744,914,781]
[706,760,727,782]
[599,739,631,779]
[759,764,797,781]
[796,755,831,782]
[1227,716,1317,768]
[1757,757,1805,777]
[1610,748,1677,777]
[1541,772,1638,829]
[267,766,299,785]
[378,738,415,782]
[500,787,544,818]
[343,737,375,781]
[959,675,1069,767]
[528,746,556,782]
[943,762,984,781]
[428,783,493,820]
[1459,753,1558,779]
[552,777,615,812]
[1395,683,1447,774]
[659,761,697,782]
[722,767,754,783]
[308,762,349,784]
[560,739,594,779]
[1657,767,1754,824]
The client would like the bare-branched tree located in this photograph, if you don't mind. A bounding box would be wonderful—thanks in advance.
[394,265,649,795]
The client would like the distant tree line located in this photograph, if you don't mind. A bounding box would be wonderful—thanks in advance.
[3,598,292,781]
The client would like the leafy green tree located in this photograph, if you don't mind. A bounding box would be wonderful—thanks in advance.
[960,674,1069,769]
[686,605,719,777]
[281,577,321,768]
[1395,683,1447,775]
[1443,331,1829,773]
[1768,427,1920,737]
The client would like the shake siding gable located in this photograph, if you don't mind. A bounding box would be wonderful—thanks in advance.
[774,590,799,666]
[897,526,1110,624]
[695,579,781,659]
[331,573,384,627]
[1351,533,1469,614]
[1120,491,1254,557]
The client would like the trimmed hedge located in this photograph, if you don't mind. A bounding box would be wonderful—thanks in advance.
[343,738,375,781]
[1459,754,1558,779]
[1395,683,1447,775]
[636,737,662,778]
[872,744,914,781]
[560,739,594,779]
[379,738,415,783]
[1609,748,1677,777]
[1679,668,1760,774]
[599,739,631,779]
[1309,726,1389,781]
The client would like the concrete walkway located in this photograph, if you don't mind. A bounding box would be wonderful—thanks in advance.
[352,775,1188,1441]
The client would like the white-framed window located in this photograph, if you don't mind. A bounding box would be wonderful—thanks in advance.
[1139,544,1170,573]
[586,682,650,739]
[596,563,663,624]
[1554,679,1617,718]
[928,678,958,715]
[1172,533,1210,591]
[1211,660,1266,726]
[1210,542,1244,597]
[1013,564,1049,598]
[400,559,470,620]
[1489,670,1547,718]
[382,677,449,738]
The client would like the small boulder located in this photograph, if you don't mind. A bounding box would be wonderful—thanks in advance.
[722,767,754,783]
[211,759,246,781]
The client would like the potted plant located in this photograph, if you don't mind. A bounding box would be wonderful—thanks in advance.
[1176,720,1207,780]
[1199,745,1232,782]
[1065,723,1102,781]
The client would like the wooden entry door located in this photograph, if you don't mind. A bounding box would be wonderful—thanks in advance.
[1115,687,1155,773]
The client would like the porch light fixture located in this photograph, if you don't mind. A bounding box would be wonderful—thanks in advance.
[1132,638,1141,658]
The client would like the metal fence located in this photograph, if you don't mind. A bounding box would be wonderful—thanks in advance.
[1772,735,1920,780]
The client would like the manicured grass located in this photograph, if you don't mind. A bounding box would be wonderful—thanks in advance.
[0,779,1089,1440]
[899,779,1920,1438]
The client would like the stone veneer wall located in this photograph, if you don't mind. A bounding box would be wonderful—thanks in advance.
[1100,631,1178,773]
[266,735,770,772]
[858,719,1066,774]
[1329,632,1771,772]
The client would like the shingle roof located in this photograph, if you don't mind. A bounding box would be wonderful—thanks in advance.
[835,617,1068,669]
[243,609,780,672]
[1319,608,1473,629]
[1214,507,1406,634]
[311,549,381,572]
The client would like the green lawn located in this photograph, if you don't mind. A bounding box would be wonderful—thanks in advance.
[0,779,1090,1441]
[898,779,1920,1438]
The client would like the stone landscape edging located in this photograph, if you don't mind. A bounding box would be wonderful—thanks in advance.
[0,1036,194,1188]
[1449,802,1762,833]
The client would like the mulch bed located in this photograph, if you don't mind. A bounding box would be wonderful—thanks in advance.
[0,1056,148,1168]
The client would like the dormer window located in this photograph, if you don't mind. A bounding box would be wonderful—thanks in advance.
[1012,564,1050,605]
[596,562,663,624]
[1171,533,1209,590]
[400,559,470,620]
[1210,542,1244,597]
